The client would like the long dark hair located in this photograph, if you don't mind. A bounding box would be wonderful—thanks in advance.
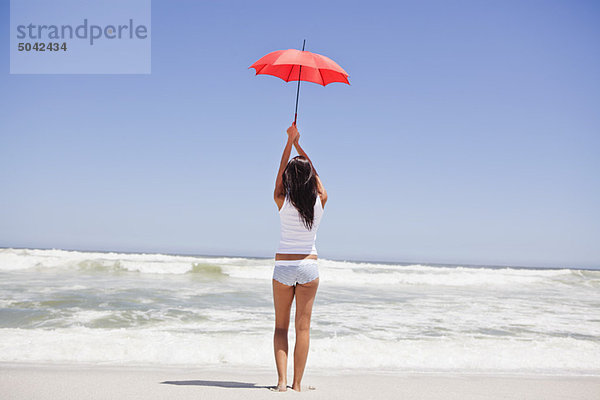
[282,155,318,230]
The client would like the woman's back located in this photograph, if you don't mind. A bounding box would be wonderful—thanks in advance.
[276,195,324,255]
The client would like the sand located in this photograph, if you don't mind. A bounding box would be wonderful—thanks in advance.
[1,362,599,400]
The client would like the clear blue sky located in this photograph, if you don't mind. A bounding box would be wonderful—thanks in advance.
[1,0,599,268]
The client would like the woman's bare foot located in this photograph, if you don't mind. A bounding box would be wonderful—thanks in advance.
[269,383,288,392]
[291,383,316,392]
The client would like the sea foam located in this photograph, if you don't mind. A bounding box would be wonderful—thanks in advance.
[1,248,599,374]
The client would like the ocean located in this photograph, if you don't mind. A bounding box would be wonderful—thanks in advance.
[0,248,598,375]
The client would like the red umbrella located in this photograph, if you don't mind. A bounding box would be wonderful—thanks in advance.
[249,40,349,124]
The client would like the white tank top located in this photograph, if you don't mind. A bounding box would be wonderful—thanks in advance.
[276,195,324,255]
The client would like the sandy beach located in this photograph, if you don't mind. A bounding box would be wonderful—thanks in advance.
[1,362,599,400]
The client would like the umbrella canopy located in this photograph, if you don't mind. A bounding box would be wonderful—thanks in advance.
[249,42,349,124]
[249,49,349,86]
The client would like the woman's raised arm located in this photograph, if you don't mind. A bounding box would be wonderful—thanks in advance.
[274,124,299,199]
[293,137,318,176]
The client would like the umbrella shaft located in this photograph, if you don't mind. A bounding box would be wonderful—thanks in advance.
[293,39,306,124]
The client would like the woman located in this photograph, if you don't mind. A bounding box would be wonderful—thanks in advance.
[272,122,327,392]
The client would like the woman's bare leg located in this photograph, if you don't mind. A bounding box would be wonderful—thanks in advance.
[292,277,319,391]
[272,279,295,391]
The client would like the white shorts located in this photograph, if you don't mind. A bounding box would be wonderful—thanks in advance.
[273,259,319,286]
